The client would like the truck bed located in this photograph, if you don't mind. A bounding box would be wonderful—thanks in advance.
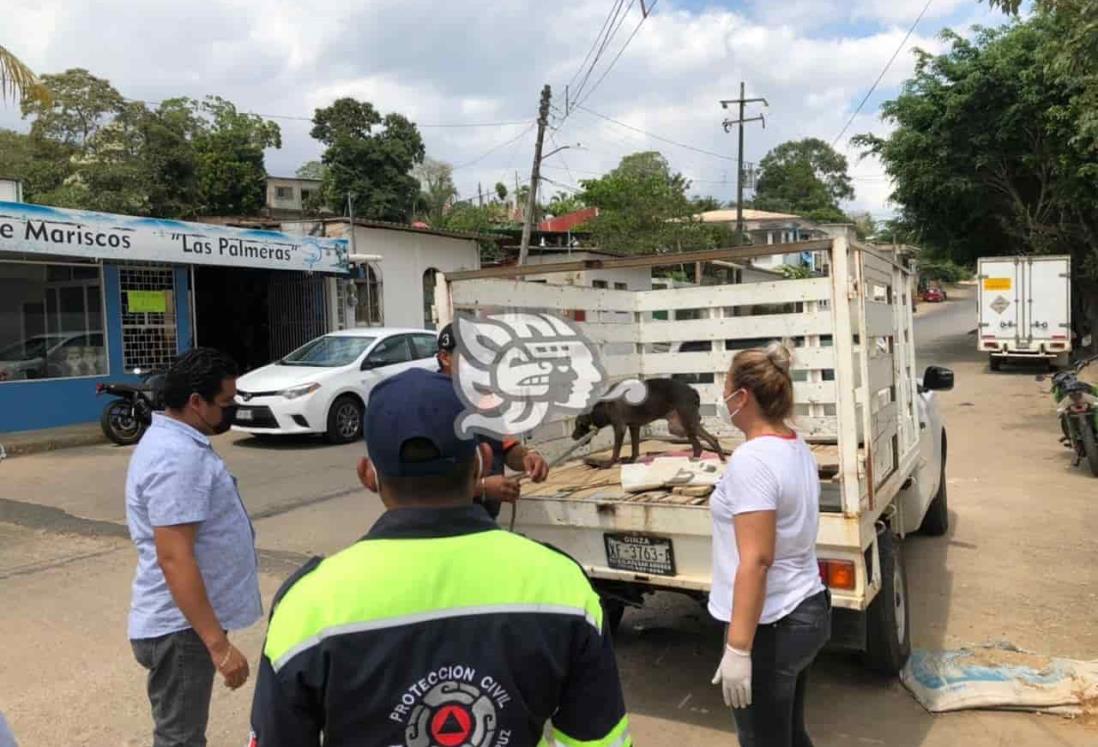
[524,438,842,506]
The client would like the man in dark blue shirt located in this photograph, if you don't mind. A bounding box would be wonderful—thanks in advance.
[435,323,549,518]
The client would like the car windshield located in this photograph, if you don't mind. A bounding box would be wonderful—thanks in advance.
[0,336,60,361]
[279,336,376,367]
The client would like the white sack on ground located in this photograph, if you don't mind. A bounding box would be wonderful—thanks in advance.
[901,643,1098,716]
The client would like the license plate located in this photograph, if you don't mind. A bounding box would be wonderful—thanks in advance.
[236,408,254,421]
[604,533,676,576]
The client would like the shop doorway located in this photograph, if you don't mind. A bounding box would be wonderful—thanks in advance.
[193,267,271,372]
[192,267,331,373]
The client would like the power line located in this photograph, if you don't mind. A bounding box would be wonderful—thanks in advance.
[572,0,658,110]
[567,0,625,97]
[576,104,736,161]
[541,175,585,194]
[549,131,579,186]
[571,0,637,108]
[452,123,536,170]
[831,0,935,148]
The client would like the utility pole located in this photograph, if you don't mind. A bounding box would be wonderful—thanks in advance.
[519,84,552,266]
[721,82,768,239]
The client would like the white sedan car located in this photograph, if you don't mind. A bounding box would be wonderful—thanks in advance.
[232,327,440,443]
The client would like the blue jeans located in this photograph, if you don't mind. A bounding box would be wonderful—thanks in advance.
[732,590,831,747]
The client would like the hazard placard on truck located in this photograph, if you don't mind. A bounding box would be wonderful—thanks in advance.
[978,255,1071,370]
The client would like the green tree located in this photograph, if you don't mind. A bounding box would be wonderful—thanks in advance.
[850,212,878,241]
[0,44,50,106]
[547,190,585,216]
[753,138,854,222]
[191,96,280,215]
[295,160,327,180]
[438,203,514,262]
[494,182,508,203]
[310,98,425,223]
[987,0,1098,150]
[141,98,203,217]
[690,195,725,213]
[580,151,729,253]
[412,157,458,225]
[21,68,123,150]
[854,24,1090,263]
[855,20,1098,343]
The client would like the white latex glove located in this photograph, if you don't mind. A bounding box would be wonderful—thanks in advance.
[711,644,753,709]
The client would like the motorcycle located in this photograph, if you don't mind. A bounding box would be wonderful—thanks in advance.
[1039,354,1098,477]
[96,370,165,446]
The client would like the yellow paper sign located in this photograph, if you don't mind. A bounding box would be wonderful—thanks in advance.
[128,290,169,313]
[983,277,1012,291]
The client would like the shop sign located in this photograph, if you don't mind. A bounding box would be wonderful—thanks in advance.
[0,201,349,274]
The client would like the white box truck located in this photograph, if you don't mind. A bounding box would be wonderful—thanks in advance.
[978,255,1072,370]
[438,234,952,675]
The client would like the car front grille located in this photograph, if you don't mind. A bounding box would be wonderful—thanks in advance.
[234,405,280,429]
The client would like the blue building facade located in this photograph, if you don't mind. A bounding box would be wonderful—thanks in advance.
[0,202,347,434]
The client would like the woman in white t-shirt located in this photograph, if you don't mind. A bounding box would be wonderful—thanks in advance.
[709,342,830,747]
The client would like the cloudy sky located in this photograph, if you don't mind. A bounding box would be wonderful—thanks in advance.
[3,0,1008,217]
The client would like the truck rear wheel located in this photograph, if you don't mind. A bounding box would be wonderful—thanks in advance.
[989,355,1001,372]
[601,598,625,637]
[863,528,911,675]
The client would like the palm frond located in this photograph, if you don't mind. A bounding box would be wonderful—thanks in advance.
[0,44,51,106]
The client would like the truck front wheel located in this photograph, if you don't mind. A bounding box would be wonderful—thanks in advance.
[920,434,949,536]
[863,528,911,675]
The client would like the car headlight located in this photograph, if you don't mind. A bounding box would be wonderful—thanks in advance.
[281,382,321,400]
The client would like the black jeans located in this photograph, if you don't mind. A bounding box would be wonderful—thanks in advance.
[732,590,831,747]
[131,628,216,747]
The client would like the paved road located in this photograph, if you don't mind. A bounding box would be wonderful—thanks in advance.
[1,286,1096,746]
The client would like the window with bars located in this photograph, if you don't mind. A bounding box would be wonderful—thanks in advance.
[120,266,177,373]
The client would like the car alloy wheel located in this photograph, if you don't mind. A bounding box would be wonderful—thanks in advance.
[336,401,361,439]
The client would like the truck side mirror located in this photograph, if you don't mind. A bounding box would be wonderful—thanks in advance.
[923,365,954,391]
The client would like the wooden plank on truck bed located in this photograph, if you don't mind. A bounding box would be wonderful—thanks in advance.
[524,439,843,505]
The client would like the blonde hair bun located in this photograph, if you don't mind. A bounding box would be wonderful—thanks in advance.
[765,340,793,375]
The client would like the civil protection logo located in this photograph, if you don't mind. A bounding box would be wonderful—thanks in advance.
[405,681,498,747]
[449,312,647,440]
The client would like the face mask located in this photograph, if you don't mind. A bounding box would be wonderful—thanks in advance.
[199,401,237,435]
[718,388,745,426]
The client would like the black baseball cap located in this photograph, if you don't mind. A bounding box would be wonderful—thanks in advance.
[364,368,475,477]
[437,322,456,352]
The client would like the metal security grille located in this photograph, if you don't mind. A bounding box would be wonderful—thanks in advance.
[120,266,177,373]
[268,273,329,359]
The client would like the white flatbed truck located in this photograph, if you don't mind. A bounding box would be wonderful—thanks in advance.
[978,255,1072,370]
[439,233,952,674]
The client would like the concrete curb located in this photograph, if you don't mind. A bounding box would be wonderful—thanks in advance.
[0,424,109,459]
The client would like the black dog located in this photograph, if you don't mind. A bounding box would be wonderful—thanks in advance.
[572,379,726,467]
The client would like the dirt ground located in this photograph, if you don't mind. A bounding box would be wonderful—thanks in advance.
[0,285,1096,746]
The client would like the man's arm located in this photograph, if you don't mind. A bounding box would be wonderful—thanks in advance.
[549,613,632,747]
[503,442,549,482]
[154,524,248,689]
